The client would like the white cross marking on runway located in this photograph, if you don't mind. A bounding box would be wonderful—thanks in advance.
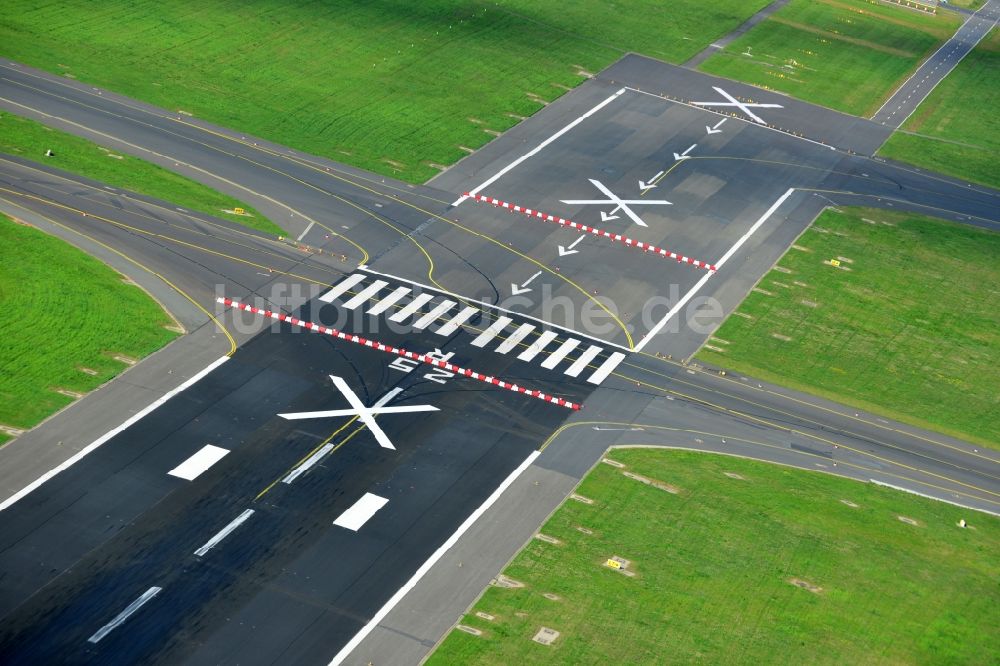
[560,179,671,228]
[691,86,783,125]
[278,375,438,450]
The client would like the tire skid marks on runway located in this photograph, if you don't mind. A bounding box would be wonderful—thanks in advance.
[318,273,626,386]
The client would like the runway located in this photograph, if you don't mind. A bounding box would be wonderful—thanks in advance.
[0,52,998,665]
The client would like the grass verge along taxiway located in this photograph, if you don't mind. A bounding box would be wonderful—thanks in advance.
[0,112,284,235]
[429,449,999,665]
[696,207,1000,450]
[0,213,180,446]
[699,0,961,116]
[0,0,770,183]
[878,28,1000,189]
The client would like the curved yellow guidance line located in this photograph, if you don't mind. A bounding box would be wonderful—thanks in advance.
[0,196,238,356]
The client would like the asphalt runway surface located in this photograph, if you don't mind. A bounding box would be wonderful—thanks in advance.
[871,0,999,128]
[1,52,999,665]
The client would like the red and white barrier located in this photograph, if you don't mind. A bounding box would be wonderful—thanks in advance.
[218,298,581,411]
[464,192,716,272]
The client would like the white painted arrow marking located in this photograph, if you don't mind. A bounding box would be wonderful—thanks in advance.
[560,179,671,228]
[638,170,664,192]
[511,270,543,296]
[706,118,727,134]
[558,235,585,256]
[692,86,782,125]
[600,210,620,222]
[278,377,438,450]
[673,144,697,161]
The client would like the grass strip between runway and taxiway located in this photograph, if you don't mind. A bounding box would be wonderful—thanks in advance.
[878,28,1000,190]
[698,0,962,117]
[0,213,180,445]
[0,0,770,184]
[696,206,1000,450]
[428,448,999,665]
[0,111,285,236]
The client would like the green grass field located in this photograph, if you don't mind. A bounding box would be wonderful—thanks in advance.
[699,0,961,116]
[0,0,770,184]
[430,449,999,665]
[0,214,180,443]
[878,29,1000,189]
[696,207,1000,449]
[0,112,284,236]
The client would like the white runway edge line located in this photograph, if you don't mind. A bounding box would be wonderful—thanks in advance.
[333,492,390,531]
[168,444,230,481]
[194,509,255,557]
[327,450,541,666]
[634,188,797,353]
[0,356,230,512]
[869,480,1000,518]
[451,88,627,206]
[87,586,163,644]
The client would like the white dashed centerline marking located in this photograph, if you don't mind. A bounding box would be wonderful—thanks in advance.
[168,444,230,481]
[194,509,255,557]
[87,586,163,644]
[333,493,389,531]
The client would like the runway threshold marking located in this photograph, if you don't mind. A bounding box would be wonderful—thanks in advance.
[333,493,390,531]
[465,193,716,271]
[87,586,163,643]
[451,88,627,206]
[168,444,230,481]
[218,298,581,410]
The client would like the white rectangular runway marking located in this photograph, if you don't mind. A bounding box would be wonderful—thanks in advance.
[366,285,410,316]
[328,451,540,665]
[635,188,797,353]
[194,509,255,557]
[341,280,387,310]
[471,316,512,348]
[435,305,478,336]
[412,300,456,330]
[495,323,536,355]
[87,586,163,643]
[1,356,230,513]
[540,338,580,369]
[587,351,626,385]
[168,444,230,481]
[388,293,434,323]
[334,493,389,531]
[320,273,365,303]
[517,330,558,362]
[451,88,626,206]
[564,345,603,378]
